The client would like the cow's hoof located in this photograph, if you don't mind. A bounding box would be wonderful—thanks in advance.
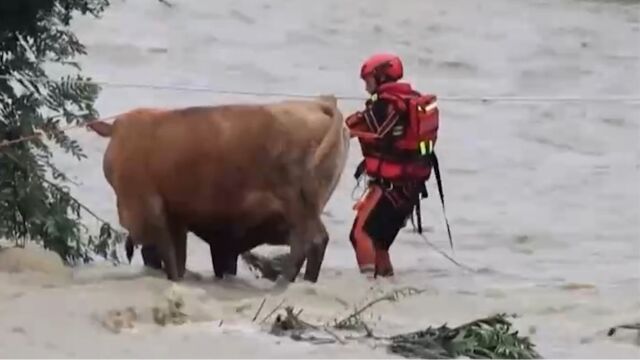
[184,270,203,282]
[165,273,180,282]
[302,274,319,283]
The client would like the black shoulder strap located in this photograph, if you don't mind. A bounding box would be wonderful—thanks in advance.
[353,159,365,180]
[430,151,454,252]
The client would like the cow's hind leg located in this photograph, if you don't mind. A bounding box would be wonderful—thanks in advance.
[280,214,329,284]
[281,222,313,284]
[303,218,329,283]
[283,242,306,283]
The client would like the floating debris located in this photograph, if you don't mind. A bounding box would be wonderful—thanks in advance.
[607,321,640,345]
[101,307,138,334]
[559,283,596,291]
[388,313,542,359]
[332,287,425,332]
[240,250,290,281]
[267,303,542,359]
[152,288,188,326]
[270,306,345,345]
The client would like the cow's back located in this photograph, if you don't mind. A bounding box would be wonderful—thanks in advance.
[107,104,318,225]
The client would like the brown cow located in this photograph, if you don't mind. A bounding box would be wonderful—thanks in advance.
[87,95,349,283]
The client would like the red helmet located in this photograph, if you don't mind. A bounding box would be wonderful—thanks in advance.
[360,53,404,82]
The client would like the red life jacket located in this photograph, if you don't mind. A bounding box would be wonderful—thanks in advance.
[357,82,440,183]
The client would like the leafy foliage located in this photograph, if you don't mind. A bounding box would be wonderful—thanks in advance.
[0,0,124,264]
[388,313,542,359]
[264,287,542,358]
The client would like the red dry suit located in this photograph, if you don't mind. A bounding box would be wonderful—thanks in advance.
[345,82,451,277]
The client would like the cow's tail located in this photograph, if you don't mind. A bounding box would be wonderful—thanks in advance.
[86,120,114,137]
[308,94,350,210]
[311,94,347,169]
[125,235,135,263]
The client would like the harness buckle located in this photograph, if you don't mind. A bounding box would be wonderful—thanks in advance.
[370,178,395,191]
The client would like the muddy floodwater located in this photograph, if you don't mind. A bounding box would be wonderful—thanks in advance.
[1,0,638,357]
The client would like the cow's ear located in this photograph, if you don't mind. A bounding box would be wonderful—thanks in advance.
[86,120,113,137]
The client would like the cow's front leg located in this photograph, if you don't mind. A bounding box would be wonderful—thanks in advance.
[225,252,239,276]
[141,244,163,270]
[171,225,188,279]
[211,244,239,279]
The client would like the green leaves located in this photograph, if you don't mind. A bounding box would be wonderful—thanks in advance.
[44,75,101,121]
[388,313,542,359]
[0,0,121,265]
